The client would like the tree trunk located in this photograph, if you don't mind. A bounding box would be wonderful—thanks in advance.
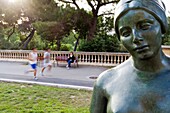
[7,25,15,41]
[87,14,98,41]
[56,39,61,51]
[73,35,80,51]
[22,28,35,49]
[19,35,29,47]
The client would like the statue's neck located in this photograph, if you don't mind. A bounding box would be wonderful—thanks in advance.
[131,51,168,73]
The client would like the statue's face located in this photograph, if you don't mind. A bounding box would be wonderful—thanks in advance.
[118,9,162,60]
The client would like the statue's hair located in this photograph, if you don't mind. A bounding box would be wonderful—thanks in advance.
[114,0,168,40]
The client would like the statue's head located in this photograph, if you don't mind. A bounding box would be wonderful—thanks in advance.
[114,0,168,40]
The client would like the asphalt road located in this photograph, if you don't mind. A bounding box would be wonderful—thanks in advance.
[0,61,109,89]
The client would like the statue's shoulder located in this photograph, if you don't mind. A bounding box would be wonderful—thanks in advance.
[95,58,131,89]
[166,55,170,64]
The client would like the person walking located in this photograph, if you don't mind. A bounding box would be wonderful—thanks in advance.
[25,48,38,80]
[40,48,52,76]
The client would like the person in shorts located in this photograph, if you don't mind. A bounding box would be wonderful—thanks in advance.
[25,48,38,80]
[40,48,52,76]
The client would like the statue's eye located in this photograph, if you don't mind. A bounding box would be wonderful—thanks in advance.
[139,23,151,30]
[138,20,153,30]
[120,28,131,37]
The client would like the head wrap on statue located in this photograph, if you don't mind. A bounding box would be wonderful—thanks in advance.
[114,0,168,40]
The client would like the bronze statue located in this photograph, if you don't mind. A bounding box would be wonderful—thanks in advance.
[90,0,170,112]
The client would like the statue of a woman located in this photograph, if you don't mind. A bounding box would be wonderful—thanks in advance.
[90,0,170,112]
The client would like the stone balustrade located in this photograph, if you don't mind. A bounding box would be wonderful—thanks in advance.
[0,45,169,66]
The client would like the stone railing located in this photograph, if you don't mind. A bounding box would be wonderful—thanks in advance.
[0,45,169,66]
[52,51,130,66]
[0,50,130,66]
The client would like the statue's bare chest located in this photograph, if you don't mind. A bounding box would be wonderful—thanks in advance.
[105,72,170,113]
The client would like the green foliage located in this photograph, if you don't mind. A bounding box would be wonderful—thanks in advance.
[32,6,79,50]
[0,0,122,51]
[27,32,46,50]
[73,9,92,37]
[60,44,73,51]
[78,16,121,52]
[78,35,120,52]
[33,21,58,41]
[62,32,77,45]
[0,29,21,49]
[162,17,170,45]
[61,33,76,51]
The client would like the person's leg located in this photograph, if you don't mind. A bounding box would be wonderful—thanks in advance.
[47,64,52,71]
[32,64,38,80]
[70,61,74,67]
[25,69,34,73]
[40,62,48,76]
[25,64,35,73]
[66,59,69,67]
[34,69,37,77]
[42,67,46,73]
[34,69,38,80]
[40,67,46,76]
[66,60,71,69]
[68,60,71,67]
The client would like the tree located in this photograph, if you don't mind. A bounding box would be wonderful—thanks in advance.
[57,0,119,40]
[162,17,170,45]
[71,9,92,51]
[33,5,77,50]
[0,0,61,49]
[78,16,120,52]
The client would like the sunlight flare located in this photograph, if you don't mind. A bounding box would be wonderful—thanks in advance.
[8,0,15,3]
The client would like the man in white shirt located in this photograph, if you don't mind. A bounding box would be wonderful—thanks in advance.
[25,48,38,80]
[40,48,52,76]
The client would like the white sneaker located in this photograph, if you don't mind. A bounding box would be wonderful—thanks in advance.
[34,77,38,80]
[40,72,44,76]
[67,67,70,70]
[66,65,68,68]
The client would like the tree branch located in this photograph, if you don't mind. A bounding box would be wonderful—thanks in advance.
[58,0,72,4]
[7,25,15,41]
[87,0,95,11]
[98,12,115,17]
[58,0,80,9]
[72,0,80,9]
[100,1,118,6]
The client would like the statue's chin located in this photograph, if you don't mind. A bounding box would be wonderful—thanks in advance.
[133,51,156,60]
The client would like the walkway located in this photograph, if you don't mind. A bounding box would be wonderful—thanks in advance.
[0,61,109,90]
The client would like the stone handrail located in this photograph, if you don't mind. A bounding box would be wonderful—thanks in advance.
[0,50,130,66]
[0,45,169,66]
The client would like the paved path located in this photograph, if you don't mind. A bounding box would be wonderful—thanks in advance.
[0,61,108,90]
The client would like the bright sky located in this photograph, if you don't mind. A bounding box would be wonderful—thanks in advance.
[10,0,169,16]
[162,0,170,16]
[76,0,170,16]
[9,0,170,14]
[8,0,15,3]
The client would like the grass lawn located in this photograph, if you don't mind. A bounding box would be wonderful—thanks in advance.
[0,82,92,113]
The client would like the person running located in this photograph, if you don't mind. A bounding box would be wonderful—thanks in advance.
[25,48,38,80]
[40,48,52,76]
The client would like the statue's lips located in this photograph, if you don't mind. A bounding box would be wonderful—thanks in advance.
[133,45,149,52]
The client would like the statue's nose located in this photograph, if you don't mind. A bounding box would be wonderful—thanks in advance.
[132,29,143,44]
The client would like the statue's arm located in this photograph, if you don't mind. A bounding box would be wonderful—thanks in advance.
[90,82,107,113]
